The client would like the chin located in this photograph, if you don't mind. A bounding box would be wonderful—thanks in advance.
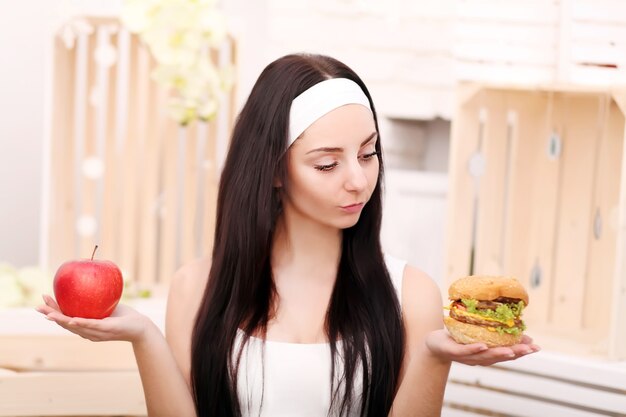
[337,216,362,230]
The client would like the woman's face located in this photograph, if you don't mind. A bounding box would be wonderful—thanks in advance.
[282,103,379,230]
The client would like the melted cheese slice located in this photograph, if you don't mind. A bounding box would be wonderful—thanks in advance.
[451,307,515,327]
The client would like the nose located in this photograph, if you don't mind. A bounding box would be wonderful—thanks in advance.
[344,161,368,192]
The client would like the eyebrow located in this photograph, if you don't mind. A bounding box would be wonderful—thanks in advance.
[305,132,378,155]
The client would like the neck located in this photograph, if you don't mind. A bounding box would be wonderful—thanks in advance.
[271,208,342,285]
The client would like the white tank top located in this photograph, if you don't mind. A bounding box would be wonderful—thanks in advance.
[233,253,407,417]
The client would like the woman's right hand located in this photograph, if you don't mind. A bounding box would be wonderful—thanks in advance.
[35,294,153,344]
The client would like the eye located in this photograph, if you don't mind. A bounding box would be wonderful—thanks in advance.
[314,162,339,172]
[360,151,378,161]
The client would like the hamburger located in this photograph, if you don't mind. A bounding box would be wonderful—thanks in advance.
[443,275,528,347]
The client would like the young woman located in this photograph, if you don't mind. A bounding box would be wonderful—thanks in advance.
[37,53,539,417]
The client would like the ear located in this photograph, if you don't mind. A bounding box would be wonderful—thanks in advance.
[273,177,282,188]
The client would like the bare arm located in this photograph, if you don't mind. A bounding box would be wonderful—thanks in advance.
[36,259,211,417]
[138,258,211,415]
[389,266,451,417]
[133,318,197,417]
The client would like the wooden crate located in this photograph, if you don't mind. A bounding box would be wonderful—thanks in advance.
[454,0,626,86]
[454,0,559,85]
[0,298,165,416]
[42,16,237,287]
[445,82,626,359]
[443,351,626,417]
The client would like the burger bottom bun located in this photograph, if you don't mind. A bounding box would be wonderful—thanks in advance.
[444,316,522,347]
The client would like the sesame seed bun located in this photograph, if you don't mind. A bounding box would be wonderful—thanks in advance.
[448,275,529,305]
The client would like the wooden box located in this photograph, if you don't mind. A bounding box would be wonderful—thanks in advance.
[0,297,165,416]
[445,83,626,359]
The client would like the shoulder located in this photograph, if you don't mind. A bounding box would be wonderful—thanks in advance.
[383,253,442,316]
[166,257,212,330]
[401,264,443,313]
[166,256,212,331]
[169,257,212,301]
[399,264,445,343]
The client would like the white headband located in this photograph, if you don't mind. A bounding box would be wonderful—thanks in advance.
[288,78,372,146]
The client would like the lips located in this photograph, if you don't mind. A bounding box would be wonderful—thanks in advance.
[341,203,365,213]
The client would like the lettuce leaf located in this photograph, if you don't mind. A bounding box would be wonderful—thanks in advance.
[460,299,525,324]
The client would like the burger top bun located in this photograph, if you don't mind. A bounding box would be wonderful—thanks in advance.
[448,275,529,305]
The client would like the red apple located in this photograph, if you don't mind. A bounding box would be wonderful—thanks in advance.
[53,246,123,319]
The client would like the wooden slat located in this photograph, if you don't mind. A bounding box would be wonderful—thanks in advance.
[0,371,145,416]
[454,21,556,45]
[455,61,554,85]
[157,119,180,284]
[444,84,483,285]
[507,92,555,326]
[364,81,454,120]
[570,42,624,65]
[79,30,99,259]
[49,36,77,270]
[583,97,623,338]
[570,21,626,43]
[180,123,200,266]
[118,31,141,283]
[0,335,135,371]
[194,122,208,258]
[550,95,602,331]
[569,65,626,87]
[100,24,120,264]
[444,383,609,417]
[202,120,219,258]
[442,408,487,417]
[610,90,626,360]
[497,351,626,391]
[571,0,626,24]
[453,41,556,67]
[456,0,560,24]
[449,362,626,414]
[0,368,17,376]
[474,91,507,275]
[135,49,159,287]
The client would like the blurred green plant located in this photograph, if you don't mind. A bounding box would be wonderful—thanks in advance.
[121,0,235,126]
[0,262,151,309]
[0,263,52,308]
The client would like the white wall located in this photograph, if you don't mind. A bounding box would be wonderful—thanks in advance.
[0,0,60,267]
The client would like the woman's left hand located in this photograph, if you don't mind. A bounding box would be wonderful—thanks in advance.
[425,329,541,366]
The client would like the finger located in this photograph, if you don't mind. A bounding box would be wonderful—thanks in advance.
[42,294,61,312]
[450,343,489,356]
[58,321,109,341]
[46,311,75,327]
[35,305,57,316]
[520,334,534,344]
[67,317,106,330]
[509,344,534,356]
[43,313,107,340]
[469,347,517,363]
[66,326,110,342]
[432,331,488,356]
[43,313,78,333]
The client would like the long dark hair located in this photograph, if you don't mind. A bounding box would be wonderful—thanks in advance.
[191,53,404,416]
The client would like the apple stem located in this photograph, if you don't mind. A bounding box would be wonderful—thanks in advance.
[91,245,98,261]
